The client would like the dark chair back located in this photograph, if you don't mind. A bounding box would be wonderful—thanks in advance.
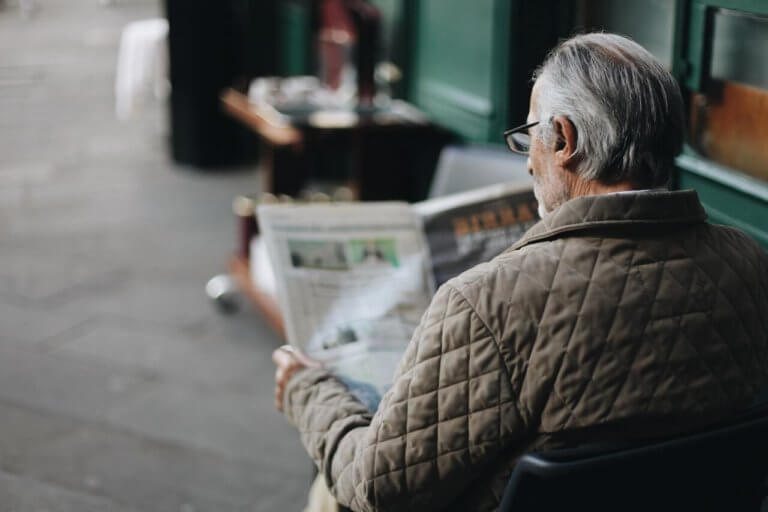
[500,412,768,512]
[427,145,530,199]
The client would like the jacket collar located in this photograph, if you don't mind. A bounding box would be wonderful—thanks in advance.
[512,189,707,250]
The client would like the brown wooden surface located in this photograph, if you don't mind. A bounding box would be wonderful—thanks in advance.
[220,89,302,147]
[228,255,286,339]
[222,86,449,200]
[691,80,768,181]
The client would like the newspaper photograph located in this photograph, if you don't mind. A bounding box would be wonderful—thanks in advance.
[258,203,433,393]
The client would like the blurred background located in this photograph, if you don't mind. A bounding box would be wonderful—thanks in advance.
[0,0,766,510]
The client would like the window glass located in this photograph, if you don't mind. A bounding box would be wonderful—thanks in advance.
[710,8,768,90]
[689,8,768,182]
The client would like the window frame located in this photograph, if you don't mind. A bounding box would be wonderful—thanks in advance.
[674,0,768,247]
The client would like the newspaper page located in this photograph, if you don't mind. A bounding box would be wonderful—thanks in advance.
[258,202,433,393]
[414,182,539,287]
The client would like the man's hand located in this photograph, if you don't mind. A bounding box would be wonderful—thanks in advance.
[272,345,322,412]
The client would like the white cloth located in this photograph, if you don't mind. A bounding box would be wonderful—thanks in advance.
[302,474,339,512]
[115,18,169,120]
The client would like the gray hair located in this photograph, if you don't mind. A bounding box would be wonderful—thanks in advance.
[533,33,684,188]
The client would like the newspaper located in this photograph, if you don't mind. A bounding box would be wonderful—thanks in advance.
[258,203,433,392]
[415,183,538,287]
[258,183,537,393]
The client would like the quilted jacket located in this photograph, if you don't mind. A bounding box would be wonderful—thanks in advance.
[283,189,768,512]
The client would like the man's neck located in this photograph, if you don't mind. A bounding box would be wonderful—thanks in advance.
[570,176,636,199]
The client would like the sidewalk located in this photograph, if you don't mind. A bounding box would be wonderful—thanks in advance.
[0,1,309,510]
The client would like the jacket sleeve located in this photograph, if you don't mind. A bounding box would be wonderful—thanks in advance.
[282,283,528,511]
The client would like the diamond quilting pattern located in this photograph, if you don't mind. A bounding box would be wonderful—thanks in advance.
[283,190,768,512]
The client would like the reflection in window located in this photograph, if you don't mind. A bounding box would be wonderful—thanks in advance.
[690,9,768,182]
[576,0,676,68]
[710,9,768,90]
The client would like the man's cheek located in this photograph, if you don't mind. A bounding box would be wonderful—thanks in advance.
[532,182,544,209]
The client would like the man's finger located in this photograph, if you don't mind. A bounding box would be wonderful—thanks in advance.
[292,350,323,368]
[272,345,295,366]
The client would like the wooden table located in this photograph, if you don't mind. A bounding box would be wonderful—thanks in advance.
[220,88,450,201]
[221,89,301,148]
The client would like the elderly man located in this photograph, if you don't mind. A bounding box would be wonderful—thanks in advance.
[272,33,768,511]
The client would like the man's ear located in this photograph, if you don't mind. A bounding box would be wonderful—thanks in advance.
[552,115,578,169]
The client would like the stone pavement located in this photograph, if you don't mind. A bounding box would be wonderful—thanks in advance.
[0,0,311,510]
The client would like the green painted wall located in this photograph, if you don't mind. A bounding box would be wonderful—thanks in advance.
[409,0,509,142]
[278,1,313,76]
[677,154,768,248]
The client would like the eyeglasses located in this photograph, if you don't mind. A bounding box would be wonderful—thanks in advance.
[503,121,539,155]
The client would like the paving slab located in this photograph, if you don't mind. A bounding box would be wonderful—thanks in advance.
[0,401,308,512]
[105,374,310,470]
[0,340,154,423]
[53,317,279,394]
[0,300,91,348]
[0,469,140,512]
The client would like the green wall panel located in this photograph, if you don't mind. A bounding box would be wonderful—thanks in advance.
[677,153,768,248]
[278,1,312,76]
[409,0,511,143]
[416,0,496,107]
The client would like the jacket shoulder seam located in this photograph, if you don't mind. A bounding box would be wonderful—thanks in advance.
[445,283,530,428]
